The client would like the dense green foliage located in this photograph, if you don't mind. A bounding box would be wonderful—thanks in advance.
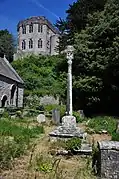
[73,0,119,113]
[87,116,117,134]
[0,29,15,62]
[55,0,119,114]
[12,55,67,101]
[55,0,106,51]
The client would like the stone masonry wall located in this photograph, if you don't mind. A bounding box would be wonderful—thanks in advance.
[16,16,59,59]
[40,95,59,105]
[0,76,24,108]
[98,141,119,179]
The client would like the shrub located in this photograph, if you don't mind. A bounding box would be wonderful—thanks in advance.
[73,111,84,123]
[87,116,117,134]
[111,132,119,141]
[44,104,66,118]
[23,109,40,117]
[65,137,81,151]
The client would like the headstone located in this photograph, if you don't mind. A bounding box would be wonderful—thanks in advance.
[97,141,119,179]
[78,110,85,119]
[37,114,46,123]
[52,109,60,125]
[116,120,119,134]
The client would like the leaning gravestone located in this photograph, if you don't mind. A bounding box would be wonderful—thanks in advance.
[52,109,60,125]
[37,114,46,124]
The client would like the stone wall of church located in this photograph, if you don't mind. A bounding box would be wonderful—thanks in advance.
[0,75,24,108]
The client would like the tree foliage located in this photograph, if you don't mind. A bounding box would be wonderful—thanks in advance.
[56,0,106,51]
[0,29,15,62]
[72,0,119,114]
[12,55,67,101]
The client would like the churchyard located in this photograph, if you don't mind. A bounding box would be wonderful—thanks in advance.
[0,106,119,179]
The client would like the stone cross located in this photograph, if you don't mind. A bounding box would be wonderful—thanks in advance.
[65,45,74,116]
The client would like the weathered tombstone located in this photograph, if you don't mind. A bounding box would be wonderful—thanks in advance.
[116,120,119,134]
[52,109,60,125]
[96,141,119,179]
[37,114,46,124]
[78,110,85,119]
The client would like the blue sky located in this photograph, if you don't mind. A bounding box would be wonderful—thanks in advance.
[0,0,76,37]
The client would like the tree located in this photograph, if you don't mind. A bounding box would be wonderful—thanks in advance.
[66,0,106,33]
[73,0,119,114]
[12,55,67,101]
[0,29,15,62]
[55,18,69,53]
[56,0,106,52]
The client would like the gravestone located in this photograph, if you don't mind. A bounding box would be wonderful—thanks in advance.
[97,141,119,179]
[78,110,85,119]
[52,109,60,125]
[37,114,46,123]
[116,120,119,134]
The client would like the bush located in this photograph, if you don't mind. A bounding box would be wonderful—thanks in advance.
[112,132,119,141]
[87,116,117,134]
[65,137,81,151]
[73,111,84,123]
[23,109,40,117]
[44,104,66,118]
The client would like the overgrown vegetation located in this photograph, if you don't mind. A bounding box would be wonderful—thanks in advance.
[12,55,66,101]
[87,116,117,134]
[0,118,44,169]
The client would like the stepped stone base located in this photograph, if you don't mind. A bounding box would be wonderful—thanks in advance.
[49,115,87,142]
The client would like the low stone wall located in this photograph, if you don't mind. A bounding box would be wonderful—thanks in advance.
[98,141,119,179]
[40,95,59,105]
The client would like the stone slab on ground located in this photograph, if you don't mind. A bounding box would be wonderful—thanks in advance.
[73,143,92,155]
[49,126,87,141]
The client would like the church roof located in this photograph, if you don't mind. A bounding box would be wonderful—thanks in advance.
[0,57,24,84]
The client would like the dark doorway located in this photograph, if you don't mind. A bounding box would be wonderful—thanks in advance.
[1,95,7,107]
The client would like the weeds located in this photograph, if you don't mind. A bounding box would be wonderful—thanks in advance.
[0,119,44,169]
[87,116,117,134]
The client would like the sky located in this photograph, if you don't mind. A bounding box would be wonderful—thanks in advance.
[0,0,76,37]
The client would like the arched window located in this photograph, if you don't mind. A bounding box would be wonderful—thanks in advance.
[38,24,43,33]
[1,95,7,107]
[38,39,43,48]
[29,24,33,33]
[10,85,16,105]
[29,39,33,49]
[22,40,26,50]
[22,25,26,34]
